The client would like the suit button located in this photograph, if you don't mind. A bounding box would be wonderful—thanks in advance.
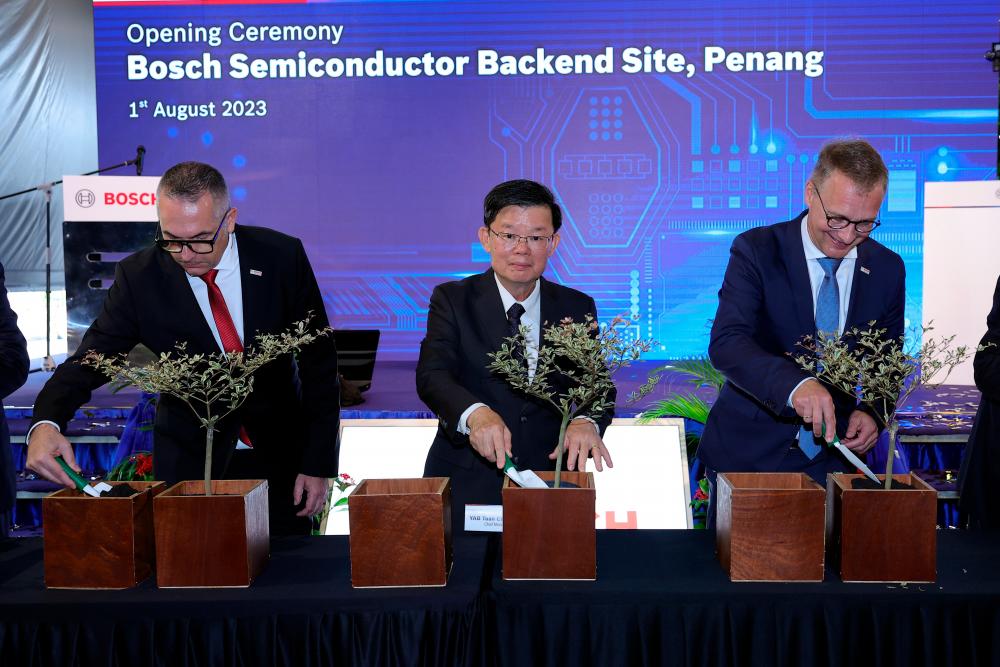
[520,416,527,423]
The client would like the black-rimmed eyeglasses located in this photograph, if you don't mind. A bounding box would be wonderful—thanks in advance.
[488,227,555,251]
[154,208,231,254]
[811,184,881,233]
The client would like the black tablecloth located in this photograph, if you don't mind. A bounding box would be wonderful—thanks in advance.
[488,530,1000,667]
[4,530,1000,667]
[0,535,489,667]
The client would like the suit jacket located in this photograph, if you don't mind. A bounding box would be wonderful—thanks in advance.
[959,273,1000,529]
[0,263,30,514]
[416,270,614,498]
[32,225,340,486]
[699,213,905,473]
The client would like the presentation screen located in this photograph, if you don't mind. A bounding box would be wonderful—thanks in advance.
[92,0,998,358]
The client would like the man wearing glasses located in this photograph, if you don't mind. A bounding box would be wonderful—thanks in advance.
[417,179,614,532]
[26,161,339,535]
[697,139,905,522]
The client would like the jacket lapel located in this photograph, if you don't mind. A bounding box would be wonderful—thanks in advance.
[155,249,220,354]
[538,276,561,351]
[777,213,816,335]
[234,225,267,345]
[845,240,871,330]
[473,269,510,352]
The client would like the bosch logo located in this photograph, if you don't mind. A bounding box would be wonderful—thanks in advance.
[75,189,96,207]
[104,192,157,206]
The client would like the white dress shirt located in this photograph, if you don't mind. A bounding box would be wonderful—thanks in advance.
[788,217,858,405]
[28,234,247,445]
[457,277,541,434]
[186,232,245,350]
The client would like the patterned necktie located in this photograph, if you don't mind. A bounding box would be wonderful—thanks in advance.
[199,269,251,447]
[814,257,843,339]
[506,302,525,338]
[799,257,843,459]
[506,302,527,368]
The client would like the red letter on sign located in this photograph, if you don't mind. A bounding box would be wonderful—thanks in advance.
[605,511,637,529]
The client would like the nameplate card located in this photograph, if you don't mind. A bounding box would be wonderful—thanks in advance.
[464,504,503,532]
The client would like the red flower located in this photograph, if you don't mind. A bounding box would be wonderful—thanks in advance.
[134,453,153,477]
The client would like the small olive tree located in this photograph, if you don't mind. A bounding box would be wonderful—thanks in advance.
[794,323,976,489]
[84,317,331,496]
[488,314,660,487]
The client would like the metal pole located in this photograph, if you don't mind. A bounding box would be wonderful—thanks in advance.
[988,39,1000,177]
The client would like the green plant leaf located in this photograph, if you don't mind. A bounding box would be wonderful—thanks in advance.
[638,394,711,424]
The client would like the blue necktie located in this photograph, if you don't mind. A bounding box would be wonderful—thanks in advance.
[799,257,843,459]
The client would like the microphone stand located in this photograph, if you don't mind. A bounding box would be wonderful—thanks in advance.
[0,153,142,372]
[987,38,1000,177]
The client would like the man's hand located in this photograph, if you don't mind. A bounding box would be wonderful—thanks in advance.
[839,410,879,454]
[467,406,512,469]
[294,474,329,517]
[791,379,837,442]
[26,424,79,488]
[552,419,614,472]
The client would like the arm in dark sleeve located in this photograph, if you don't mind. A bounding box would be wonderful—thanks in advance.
[416,285,485,438]
[288,239,340,478]
[31,262,142,430]
[0,264,29,399]
[974,275,1000,401]
[708,234,807,417]
[865,254,907,428]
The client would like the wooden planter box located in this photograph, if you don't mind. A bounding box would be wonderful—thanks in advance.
[43,481,166,589]
[827,473,937,583]
[348,477,452,587]
[502,471,596,580]
[153,479,269,588]
[716,473,826,582]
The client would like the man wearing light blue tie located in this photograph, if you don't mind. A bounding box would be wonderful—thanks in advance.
[697,139,905,521]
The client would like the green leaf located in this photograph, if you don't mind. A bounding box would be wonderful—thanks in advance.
[639,394,711,424]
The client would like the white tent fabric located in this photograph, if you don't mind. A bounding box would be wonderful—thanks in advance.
[0,0,97,289]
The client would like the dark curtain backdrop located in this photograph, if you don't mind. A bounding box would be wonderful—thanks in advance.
[0,0,97,289]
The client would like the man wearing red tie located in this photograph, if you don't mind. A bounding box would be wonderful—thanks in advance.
[26,162,340,535]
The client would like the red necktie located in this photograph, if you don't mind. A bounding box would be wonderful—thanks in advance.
[199,269,252,447]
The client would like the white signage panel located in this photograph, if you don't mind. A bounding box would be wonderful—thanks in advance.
[325,417,692,534]
[923,181,1000,385]
[588,417,691,529]
[63,175,161,222]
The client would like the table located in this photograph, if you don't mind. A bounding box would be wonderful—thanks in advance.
[488,530,1000,667]
[4,530,1000,667]
[0,535,489,667]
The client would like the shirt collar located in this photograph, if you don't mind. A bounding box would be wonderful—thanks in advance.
[800,215,857,261]
[213,230,240,275]
[493,273,541,315]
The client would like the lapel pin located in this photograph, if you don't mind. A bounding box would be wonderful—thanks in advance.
[859,266,870,275]
[249,269,263,277]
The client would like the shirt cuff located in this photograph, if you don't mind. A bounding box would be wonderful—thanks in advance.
[26,420,61,445]
[572,415,600,433]
[457,403,487,435]
[788,377,814,407]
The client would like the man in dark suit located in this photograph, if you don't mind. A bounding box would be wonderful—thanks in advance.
[959,274,1000,529]
[26,161,339,535]
[0,262,30,540]
[417,179,614,531]
[698,139,905,515]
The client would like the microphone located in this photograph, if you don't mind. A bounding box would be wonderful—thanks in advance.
[135,145,146,176]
